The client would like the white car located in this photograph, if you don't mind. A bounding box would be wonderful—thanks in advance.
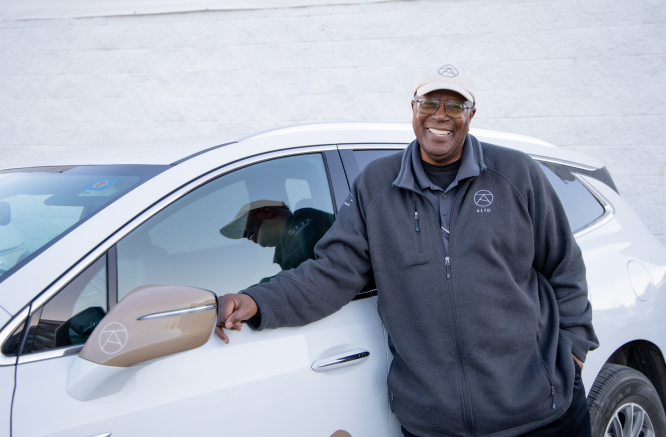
[0,123,665,437]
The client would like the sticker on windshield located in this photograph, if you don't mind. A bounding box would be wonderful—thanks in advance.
[79,179,118,197]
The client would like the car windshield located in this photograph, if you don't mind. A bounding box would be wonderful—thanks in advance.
[0,165,168,282]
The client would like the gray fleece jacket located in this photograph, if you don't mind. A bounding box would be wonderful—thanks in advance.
[243,134,599,437]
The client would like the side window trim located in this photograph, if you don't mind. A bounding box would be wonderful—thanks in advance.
[322,150,350,213]
[532,157,615,238]
[528,154,619,194]
[569,173,615,238]
[107,245,118,310]
[19,305,42,355]
[339,149,361,186]
[0,305,29,365]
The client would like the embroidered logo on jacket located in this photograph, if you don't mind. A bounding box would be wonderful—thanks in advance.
[474,190,493,213]
[343,192,354,207]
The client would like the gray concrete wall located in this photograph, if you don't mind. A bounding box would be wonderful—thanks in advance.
[1,0,664,242]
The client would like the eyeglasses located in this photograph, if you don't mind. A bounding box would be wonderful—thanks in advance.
[412,98,473,118]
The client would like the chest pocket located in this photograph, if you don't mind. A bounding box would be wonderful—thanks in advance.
[366,196,435,269]
[391,200,432,267]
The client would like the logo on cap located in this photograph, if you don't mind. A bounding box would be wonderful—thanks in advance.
[438,64,459,78]
[99,322,128,354]
[474,190,493,207]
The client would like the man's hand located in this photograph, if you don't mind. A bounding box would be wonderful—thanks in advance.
[573,354,583,371]
[215,294,258,344]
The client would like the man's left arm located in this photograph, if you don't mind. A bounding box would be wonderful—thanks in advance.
[528,160,600,368]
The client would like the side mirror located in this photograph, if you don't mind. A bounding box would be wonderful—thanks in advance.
[55,306,106,347]
[67,285,217,401]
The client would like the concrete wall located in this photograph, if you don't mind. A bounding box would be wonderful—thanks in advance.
[0,0,664,242]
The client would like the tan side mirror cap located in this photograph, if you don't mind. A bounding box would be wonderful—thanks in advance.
[80,285,217,367]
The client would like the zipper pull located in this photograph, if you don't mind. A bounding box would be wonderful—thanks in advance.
[414,211,420,232]
[445,257,451,279]
[551,385,555,409]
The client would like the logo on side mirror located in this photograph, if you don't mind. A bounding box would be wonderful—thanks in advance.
[99,322,128,354]
[80,285,217,367]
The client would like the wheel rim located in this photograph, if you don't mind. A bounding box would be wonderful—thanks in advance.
[605,403,655,437]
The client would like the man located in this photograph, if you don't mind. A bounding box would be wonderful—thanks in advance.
[216,63,599,437]
[219,199,334,278]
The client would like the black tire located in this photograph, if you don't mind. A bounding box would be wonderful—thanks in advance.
[588,364,666,437]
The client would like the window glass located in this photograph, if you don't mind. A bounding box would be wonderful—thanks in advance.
[537,162,604,232]
[117,154,335,300]
[354,150,401,171]
[23,255,107,354]
[0,165,166,282]
[1,320,25,357]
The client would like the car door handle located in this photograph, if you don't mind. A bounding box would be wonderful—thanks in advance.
[311,349,370,372]
[90,434,111,437]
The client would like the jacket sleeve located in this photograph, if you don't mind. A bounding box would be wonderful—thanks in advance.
[242,180,373,330]
[528,159,600,362]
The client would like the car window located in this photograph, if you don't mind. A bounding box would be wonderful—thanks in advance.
[0,165,166,283]
[354,150,401,172]
[537,161,605,233]
[116,153,335,300]
[19,255,107,355]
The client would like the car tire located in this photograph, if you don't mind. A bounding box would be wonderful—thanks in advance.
[588,364,666,437]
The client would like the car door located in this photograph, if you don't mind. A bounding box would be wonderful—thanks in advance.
[337,144,407,437]
[10,148,389,437]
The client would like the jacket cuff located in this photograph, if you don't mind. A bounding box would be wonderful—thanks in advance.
[561,329,599,363]
[241,289,272,330]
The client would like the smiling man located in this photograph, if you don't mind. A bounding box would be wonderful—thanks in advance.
[216,62,599,437]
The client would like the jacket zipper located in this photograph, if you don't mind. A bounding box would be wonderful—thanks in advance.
[543,361,556,409]
[537,335,557,409]
[445,180,476,436]
[414,202,422,252]
[406,187,476,435]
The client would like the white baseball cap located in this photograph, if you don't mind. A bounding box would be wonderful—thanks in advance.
[414,63,476,105]
[219,199,288,239]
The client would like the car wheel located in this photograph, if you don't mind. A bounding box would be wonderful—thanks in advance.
[588,364,666,437]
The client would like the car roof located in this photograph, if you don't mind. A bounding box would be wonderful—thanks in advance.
[2,123,604,170]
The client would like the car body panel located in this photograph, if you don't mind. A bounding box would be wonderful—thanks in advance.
[0,366,13,436]
[13,298,389,437]
[0,307,9,331]
[575,177,666,389]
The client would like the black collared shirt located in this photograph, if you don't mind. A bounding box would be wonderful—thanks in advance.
[411,135,481,255]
